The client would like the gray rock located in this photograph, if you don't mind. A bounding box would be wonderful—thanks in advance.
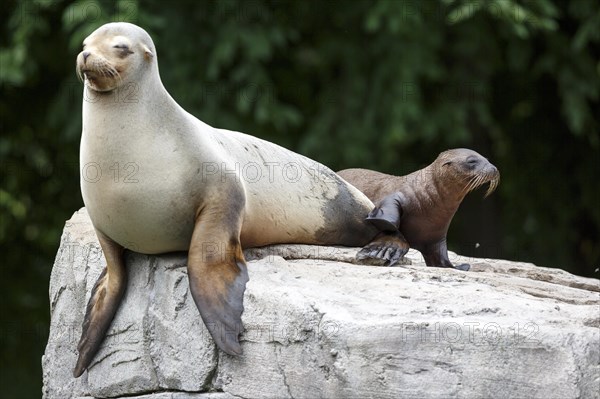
[43,209,600,399]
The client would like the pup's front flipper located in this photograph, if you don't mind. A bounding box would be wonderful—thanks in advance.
[187,200,249,356]
[357,232,410,266]
[365,192,404,232]
[359,192,409,266]
[74,231,127,377]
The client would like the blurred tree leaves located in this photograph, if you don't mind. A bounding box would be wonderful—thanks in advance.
[1,0,599,396]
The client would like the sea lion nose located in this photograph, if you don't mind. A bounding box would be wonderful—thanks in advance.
[82,51,91,63]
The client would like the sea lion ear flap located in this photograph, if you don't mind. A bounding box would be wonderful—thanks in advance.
[142,44,154,60]
[365,192,404,233]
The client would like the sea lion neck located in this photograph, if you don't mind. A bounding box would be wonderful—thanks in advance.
[430,160,471,205]
[405,164,464,218]
[81,64,183,133]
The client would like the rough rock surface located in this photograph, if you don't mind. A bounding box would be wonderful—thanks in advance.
[43,209,600,399]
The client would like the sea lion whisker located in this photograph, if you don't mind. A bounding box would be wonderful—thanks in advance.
[100,63,115,78]
[109,64,120,78]
[477,175,488,192]
[101,65,113,77]
[459,175,473,190]
[486,180,494,192]
[485,175,500,197]
[461,175,479,196]
[467,178,480,195]
[469,175,486,195]
[459,180,472,197]
[460,182,471,197]
[76,67,84,83]
[114,68,123,86]
[102,62,122,84]
[459,175,475,192]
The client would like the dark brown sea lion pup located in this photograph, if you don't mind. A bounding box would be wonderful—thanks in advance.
[338,149,500,271]
[73,22,406,377]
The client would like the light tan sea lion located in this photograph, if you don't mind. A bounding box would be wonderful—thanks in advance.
[73,22,406,377]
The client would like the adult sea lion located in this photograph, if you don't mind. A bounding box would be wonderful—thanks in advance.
[338,149,500,270]
[73,22,404,377]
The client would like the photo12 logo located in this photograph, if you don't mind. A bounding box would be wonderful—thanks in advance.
[400,321,540,346]
[200,161,338,184]
[81,162,139,183]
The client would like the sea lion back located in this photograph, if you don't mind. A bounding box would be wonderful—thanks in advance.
[338,168,402,203]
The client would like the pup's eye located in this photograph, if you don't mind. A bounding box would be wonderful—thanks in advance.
[467,158,478,165]
[114,44,129,50]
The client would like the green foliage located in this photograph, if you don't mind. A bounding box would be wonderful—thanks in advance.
[1,0,598,396]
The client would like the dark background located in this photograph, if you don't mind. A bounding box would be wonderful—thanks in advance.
[1,0,599,397]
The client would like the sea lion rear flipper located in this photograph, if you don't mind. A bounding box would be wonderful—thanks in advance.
[422,241,470,271]
[357,232,410,266]
[74,231,127,377]
[187,202,249,356]
[454,263,470,271]
[365,192,404,232]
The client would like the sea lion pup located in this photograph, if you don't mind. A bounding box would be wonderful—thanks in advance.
[73,22,406,377]
[338,149,500,270]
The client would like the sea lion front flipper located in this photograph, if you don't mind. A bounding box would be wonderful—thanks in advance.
[357,232,410,266]
[74,231,127,377]
[365,192,404,232]
[187,201,249,356]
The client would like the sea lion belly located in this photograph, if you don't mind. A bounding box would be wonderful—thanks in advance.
[82,176,198,254]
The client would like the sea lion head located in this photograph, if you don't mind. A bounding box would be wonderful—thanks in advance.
[76,22,155,92]
[435,148,500,198]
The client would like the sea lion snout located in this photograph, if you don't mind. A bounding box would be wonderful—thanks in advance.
[76,28,146,93]
[482,163,500,197]
[484,162,499,177]
[468,154,500,197]
[475,156,500,179]
[76,48,122,92]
